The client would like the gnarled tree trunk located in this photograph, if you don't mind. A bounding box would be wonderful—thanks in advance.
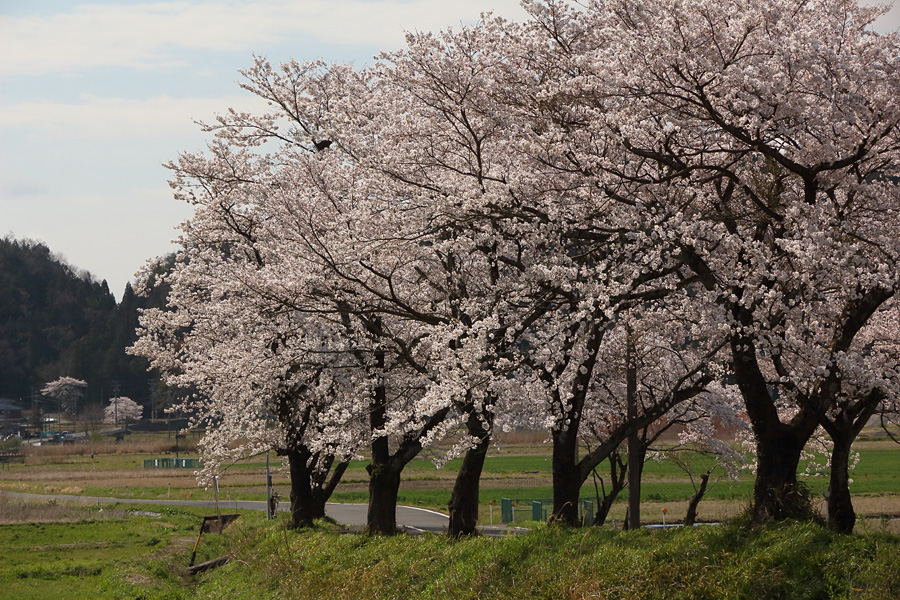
[447,410,492,537]
[751,424,813,523]
[551,427,582,526]
[286,447,350,527]
[731,336,817,523]
[366,460,403,535]
[287,447,317,528]
[684,471,710,527]
[823,393,881,534]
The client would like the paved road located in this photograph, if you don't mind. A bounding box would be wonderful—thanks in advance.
[1,490,451,533]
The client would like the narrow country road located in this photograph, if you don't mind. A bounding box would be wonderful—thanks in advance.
[1,490,452,532]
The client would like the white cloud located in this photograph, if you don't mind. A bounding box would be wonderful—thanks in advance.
[0,0,528,76]
[0,93,270,140]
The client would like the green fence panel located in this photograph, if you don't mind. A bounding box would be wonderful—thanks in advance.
[532,500,543,522]
[498,497,597,524]
[501,498,513,523]
[581,500,594,525]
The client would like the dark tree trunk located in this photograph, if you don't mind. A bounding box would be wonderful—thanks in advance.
[366,460,402,535]
[594,484,623,527]
[751,426,813,523]
[592,451,627,527]
[307,490,327,521]
[365,339,401,536]
[362,338,449,535]
[625,333,643,530]
[625,441,645,530]
[447,412,492,537]
[684,471,710,527]
[310,458,349,521]
[827,433,856,534]
[551,428,582,526]
[366,385,402,536]
[287,448,316,528]
[730,336,817,523]
[547,320,604,527]
[821,389,882,534]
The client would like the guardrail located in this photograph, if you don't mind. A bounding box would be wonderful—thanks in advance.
[143,458,202,469]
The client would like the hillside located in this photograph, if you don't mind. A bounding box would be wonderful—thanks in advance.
[0,236,168,413]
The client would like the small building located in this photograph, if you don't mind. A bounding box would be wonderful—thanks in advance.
[0,398,25,437]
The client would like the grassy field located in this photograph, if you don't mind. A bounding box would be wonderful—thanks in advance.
[196,518,900,600]
[2,431,898,527]
[0,495,221,600]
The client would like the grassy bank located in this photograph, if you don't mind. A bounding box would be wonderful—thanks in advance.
[193,520,900,600]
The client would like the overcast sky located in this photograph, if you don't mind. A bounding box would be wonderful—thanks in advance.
[1,1,898,300]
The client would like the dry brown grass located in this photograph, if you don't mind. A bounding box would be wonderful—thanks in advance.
[495,429,550,446]
[1,468,278,492]
[24,437,199,462]
[0,492,132,524]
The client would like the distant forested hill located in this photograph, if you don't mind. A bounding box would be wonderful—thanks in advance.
[0,236,170,414]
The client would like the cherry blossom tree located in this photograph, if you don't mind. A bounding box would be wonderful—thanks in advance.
[103,396,142,427]
[145,10,727,533]
[544,297,733,528]
[818,296,900,531]
[535,0,900,527]
[132,264,366,527]
[41,376,87,417]
[138,86,491,534]
[211,35,568,534]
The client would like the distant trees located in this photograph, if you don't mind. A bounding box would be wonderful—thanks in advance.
[133,0,899,536]
[0,236,174,415]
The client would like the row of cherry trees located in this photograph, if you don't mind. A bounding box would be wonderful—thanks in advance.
[132,0,900,535]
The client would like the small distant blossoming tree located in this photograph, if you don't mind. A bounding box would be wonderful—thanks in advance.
[41,376,87,416]
[104,396,143,428]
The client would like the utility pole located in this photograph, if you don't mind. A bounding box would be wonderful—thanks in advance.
[111,381,120,427]
[31,388,39,438]
[148,379,156,421]
[266,452,272,520]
